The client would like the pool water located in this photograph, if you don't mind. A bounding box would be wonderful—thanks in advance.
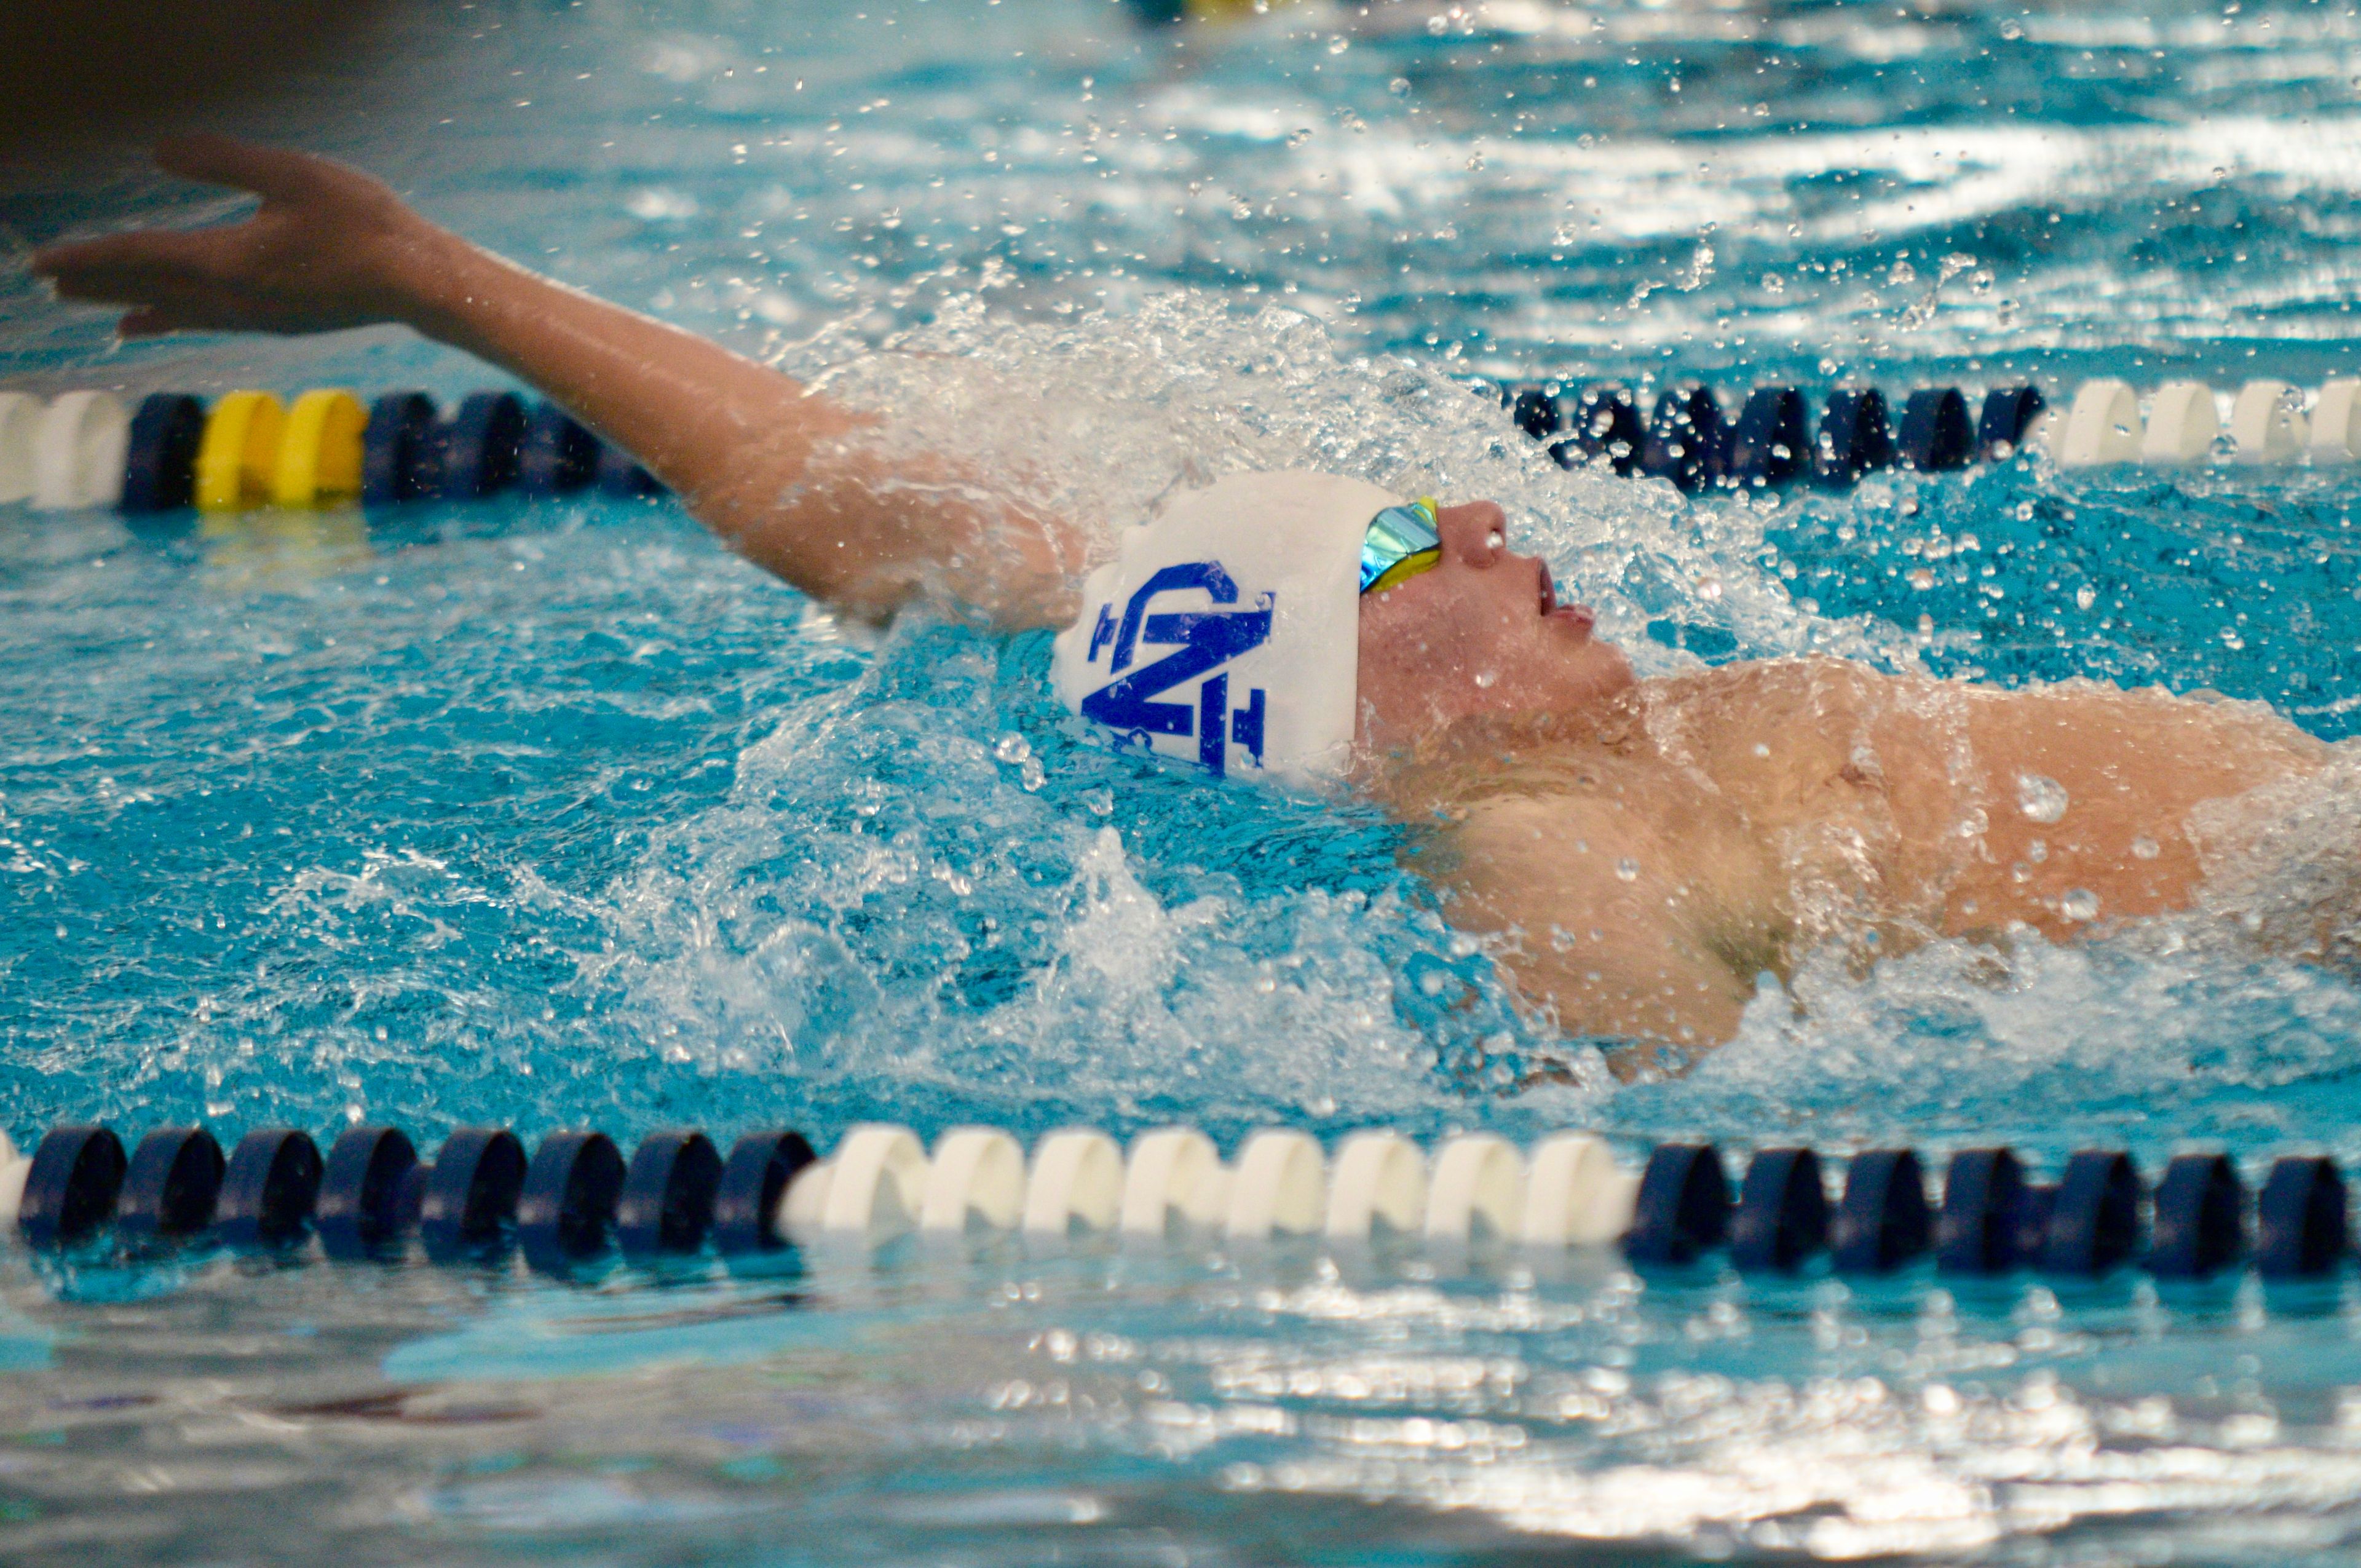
[9,0,2361,1559]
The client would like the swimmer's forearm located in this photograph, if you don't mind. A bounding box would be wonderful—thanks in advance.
[390,235,860,575]
[387,229,1080,628]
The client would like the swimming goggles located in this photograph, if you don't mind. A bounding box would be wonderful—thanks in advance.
[1359,497,1443,595]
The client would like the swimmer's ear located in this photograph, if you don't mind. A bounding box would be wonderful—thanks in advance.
[154,134,382,208]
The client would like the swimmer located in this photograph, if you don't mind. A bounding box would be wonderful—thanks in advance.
[30,137,2340,1066]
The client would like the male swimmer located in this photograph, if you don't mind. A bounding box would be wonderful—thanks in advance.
[30,137,2340,1062]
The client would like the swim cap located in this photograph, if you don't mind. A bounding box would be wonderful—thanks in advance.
[1051,470,1404,782]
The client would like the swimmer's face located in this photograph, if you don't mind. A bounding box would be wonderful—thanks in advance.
[1355,500,1634,748]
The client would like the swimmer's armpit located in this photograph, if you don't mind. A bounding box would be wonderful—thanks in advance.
[31,135,1086,632]
[1445,794,1770,1054]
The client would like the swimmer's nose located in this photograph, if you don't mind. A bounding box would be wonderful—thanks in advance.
[1435,501,1509,568]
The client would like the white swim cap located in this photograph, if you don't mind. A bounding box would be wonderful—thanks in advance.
[1051,470,1403,782]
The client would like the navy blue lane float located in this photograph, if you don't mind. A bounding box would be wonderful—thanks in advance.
[7,1122,2353,1290]
[1498,379,2043,494]
[119,395,207,513]
[316,1125,417,1259]
[711,1130,817,1254]
[617,1130,725,1256]
[118,1127,224,1240]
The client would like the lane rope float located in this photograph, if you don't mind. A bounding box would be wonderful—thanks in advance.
[122,394,207,513]
[0,392,42,505]
[195,391,285,512]
[271,389,367,507]
[31,391,129,511]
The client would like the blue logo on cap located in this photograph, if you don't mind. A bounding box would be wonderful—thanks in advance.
[1078,561,1270,777]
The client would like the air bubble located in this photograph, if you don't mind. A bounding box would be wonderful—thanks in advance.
[2016,772,2069,824]
[993,734,1032,764]
[2060,889,2100,922]
[1615,858,1639,882]
[2132,835,2160,860]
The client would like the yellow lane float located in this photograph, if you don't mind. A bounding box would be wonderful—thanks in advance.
[194,390,285,512]
[272,389,367,507]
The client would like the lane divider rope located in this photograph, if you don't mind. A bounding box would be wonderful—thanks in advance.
[1500,375,2361,485]
[0,376,2352,515]
[0,1122,2345,1286]
[0,389,665,516]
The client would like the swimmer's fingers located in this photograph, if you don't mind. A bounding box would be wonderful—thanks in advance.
[34,230,312,336]
[154,133,384,211]
[31,229,232,304]
[117,306,201,339]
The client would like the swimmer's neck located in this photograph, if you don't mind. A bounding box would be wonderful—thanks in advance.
[1351,680,1653,801]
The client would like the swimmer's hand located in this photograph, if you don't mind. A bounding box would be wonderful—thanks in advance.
[34,136,1083,631]
[31,134,441,338]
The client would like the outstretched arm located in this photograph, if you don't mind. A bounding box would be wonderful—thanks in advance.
[31,135,1085,630]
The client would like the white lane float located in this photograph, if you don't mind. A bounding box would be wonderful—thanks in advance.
[775,1122,927,1241]
[1022,1128,1124,1236]
[1120,1126,1230,1238]
[920,1127,1026,1233]
[0,394,41,504]
[2309,379,2361,463]
[31,391,129,510]
[2231,379,2308,463]
[0,1132,29,1230]
[2140,381,2217,465]
[1224,1128,1326,1240]
[2057,379,2141,469]
[1521,1133,1640,1246]
[1424,1133,1525,1243]
[1323,1130,1426,1240]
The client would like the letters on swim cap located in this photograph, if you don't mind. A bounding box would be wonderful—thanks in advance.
[1050,470,1403,781]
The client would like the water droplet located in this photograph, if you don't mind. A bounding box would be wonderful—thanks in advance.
[2075,585,2097,611]
[1908,567,1935,590]
[1473,670,1498,689]
[2011,861,2031,884]
[1615,858,1640,882]
[1752,743,1770,758]
[2027,839,2047,863]
[2016,772,2069,824]
[2131,835,2160,860]
[2060,888,2100,922]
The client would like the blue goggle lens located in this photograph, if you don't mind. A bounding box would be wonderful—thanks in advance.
[1360,498,1442,595]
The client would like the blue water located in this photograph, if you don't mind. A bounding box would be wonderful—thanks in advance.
[9,0,2361,1559]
